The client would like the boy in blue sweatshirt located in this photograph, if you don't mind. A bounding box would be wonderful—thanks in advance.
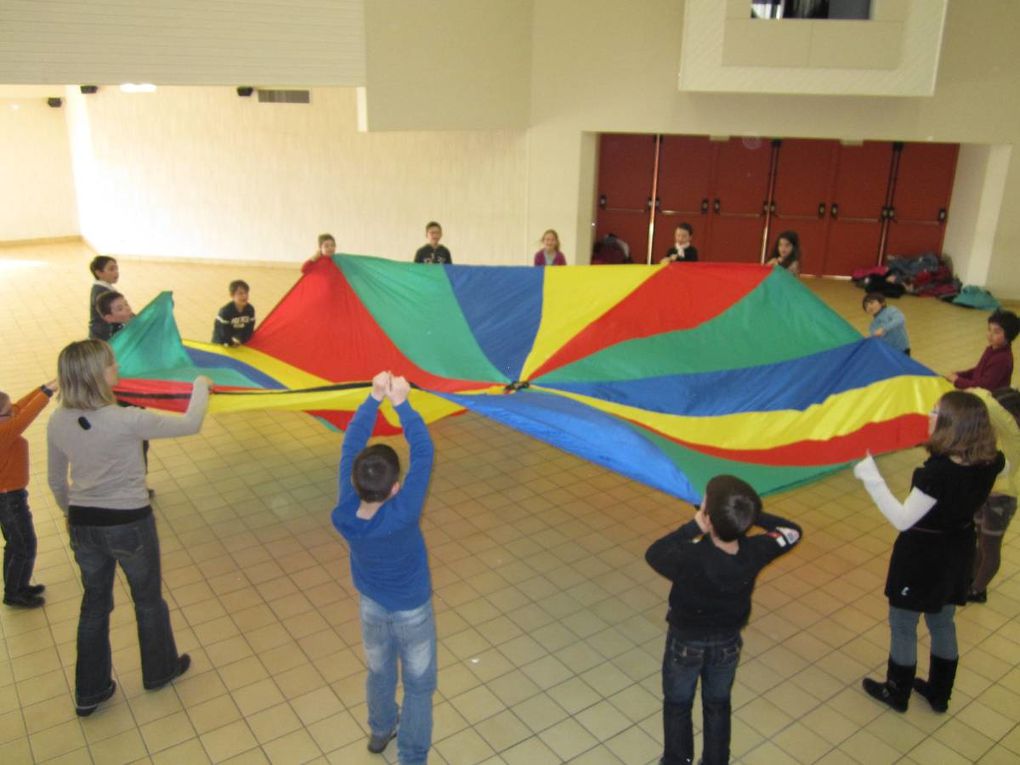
[863,292,911,356]
[332,371,435,764]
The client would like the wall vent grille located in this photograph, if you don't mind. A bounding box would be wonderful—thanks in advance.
[257,89,311,104]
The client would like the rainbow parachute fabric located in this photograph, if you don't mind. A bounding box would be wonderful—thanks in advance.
[111,255,949,504]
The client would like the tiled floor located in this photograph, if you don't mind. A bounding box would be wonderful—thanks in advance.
[1,242,1019,764]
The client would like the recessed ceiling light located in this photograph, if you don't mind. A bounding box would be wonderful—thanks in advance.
[120,83,157,93]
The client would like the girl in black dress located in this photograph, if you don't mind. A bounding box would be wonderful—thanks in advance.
[853,391,1004,713]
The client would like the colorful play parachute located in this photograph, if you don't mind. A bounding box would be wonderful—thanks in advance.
[111,255,950,504]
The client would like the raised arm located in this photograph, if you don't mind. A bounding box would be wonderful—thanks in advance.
[387,376,434,503]
[0,386,52,445]
[338,372,390,498]
[645,516,704,581]
[129,377,210,440]
[755,511,803,549]
[853,455,937,531]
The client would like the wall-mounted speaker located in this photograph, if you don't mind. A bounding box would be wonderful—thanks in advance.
[47,97,62,108]
[80,85,99,94]
[236,86,254,97]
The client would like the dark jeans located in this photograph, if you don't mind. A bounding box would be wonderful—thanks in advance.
[70,512,180,704]
[0,489,37,597]
[661,629,742,765]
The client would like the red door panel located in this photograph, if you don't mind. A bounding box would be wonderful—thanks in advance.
[823,221,884,277]
[773,139,837,218]
[885,142,958,257]
[597,134,657,210]
[831,142,893,217]
[772,139,839,276]
[710,139,771,262]
[710,217,768,264]
[653,135,715,262]
[594,212,649,265]
[714,138,772,213]
[657,136,714,214]
[884,223,948,258]
[892,143,958,220]
[595,134,657,263]
[821,142,893,275]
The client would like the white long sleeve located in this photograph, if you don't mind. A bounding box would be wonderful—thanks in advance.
[853,455,937,532]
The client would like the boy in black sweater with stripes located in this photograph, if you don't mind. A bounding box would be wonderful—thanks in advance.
[646,476,802,765]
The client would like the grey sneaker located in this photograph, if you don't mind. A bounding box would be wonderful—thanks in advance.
[367,728,396,754]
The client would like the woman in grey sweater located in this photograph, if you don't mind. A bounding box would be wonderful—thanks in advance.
[47,339,210,716]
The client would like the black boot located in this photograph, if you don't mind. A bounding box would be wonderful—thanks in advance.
[862,659,915,712]
[912,654,958,713]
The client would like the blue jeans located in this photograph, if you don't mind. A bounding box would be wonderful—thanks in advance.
[70,513,180,705]
[0,489,37,597]
[661,629,742,765]
[890,605,957,666]
[359,595,437,765]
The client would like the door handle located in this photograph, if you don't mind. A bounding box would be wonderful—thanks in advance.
[701,198,709,214]
[713,198,721,214]
[830,203,839,219]
[818,202,826,219]
[598,194,607,210]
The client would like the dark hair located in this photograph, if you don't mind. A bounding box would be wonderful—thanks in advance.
[677,222,693,236]
[928,391,999,464]
[318,233,335,246]
[704,475,762,542]
[991,388,1020,427]
[95,290,124,317]
[770,230,801,263]
[353,444,400,502]
[425,221,442,232]
[89,255,116,278]
[989,309,1020,344]
[229,280,250,295]
[862,291,886,309]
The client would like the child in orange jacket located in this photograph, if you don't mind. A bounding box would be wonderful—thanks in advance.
[0,380,57,608]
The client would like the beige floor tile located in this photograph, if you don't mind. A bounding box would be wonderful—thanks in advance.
[434,727,496,765]
[247,701,303,745]
[199,719,259,763]
[261,728,322,764]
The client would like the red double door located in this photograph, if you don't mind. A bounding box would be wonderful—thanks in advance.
[596,135,771,265]
[595,134,958,276]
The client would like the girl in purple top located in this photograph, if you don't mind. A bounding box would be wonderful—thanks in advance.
[533,229,567,266]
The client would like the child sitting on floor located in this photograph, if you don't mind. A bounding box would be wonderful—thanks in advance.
[949,309,1019,391]
[863,292,911,356]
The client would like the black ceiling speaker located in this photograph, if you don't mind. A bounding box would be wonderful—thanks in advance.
[47,97,62,108]
[80,85,99,94]
[236,86,254,97]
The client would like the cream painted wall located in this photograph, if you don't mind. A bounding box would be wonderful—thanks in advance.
[943,144,1011,289]
[59,87,528,265]
[0,98,78,240]
[521,0,1020,296]
[362,0,532,130]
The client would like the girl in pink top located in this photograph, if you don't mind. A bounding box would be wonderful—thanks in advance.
[533,229,567,266]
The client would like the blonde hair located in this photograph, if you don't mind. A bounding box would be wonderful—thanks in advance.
[927,391,999,464]
[58,340,116,410]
